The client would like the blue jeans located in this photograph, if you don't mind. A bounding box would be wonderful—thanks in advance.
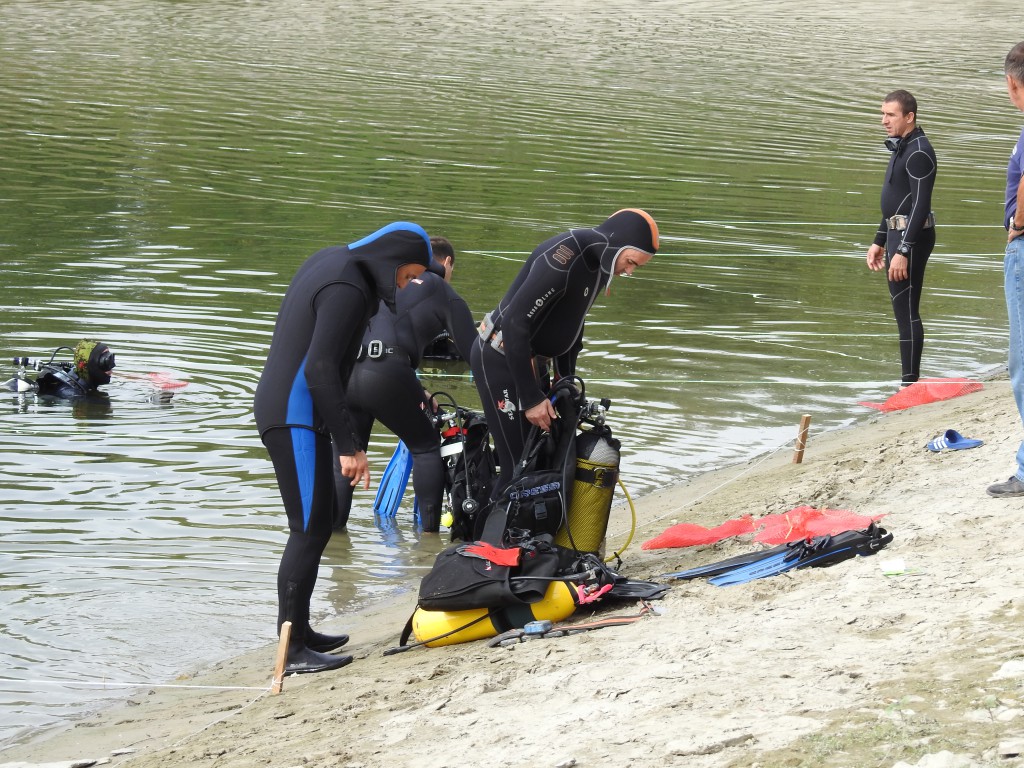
[1005,236,1024,479]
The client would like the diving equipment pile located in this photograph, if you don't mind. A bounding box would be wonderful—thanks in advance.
[390,377,665,651]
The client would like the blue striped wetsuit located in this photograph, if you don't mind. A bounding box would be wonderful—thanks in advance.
[253,223,435,646]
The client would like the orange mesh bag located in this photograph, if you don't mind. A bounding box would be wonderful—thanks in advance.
[643,507,885,550]
[641,515,755,550]
[753,506,885,544]
[859,378,982,413]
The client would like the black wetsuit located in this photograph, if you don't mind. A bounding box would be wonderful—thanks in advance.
[332,273,477,532]
[253,222,436,649]
[872,126,938,385]
[29,341,115,399]
[470,210,657,494]
[35,367,95,398]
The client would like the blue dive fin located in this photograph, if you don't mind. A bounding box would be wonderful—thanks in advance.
[373,441,412,519]
[708,550,801,586]
[665,542,790,581]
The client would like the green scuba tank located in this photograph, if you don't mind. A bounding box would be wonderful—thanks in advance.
[553,425,620,554]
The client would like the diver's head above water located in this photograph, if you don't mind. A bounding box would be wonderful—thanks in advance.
[74,339,116,388]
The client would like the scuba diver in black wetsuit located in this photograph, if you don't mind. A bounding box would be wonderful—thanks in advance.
[5,340,116,398]
[253,222,443,676]
[865,89,938,387]
[332,237,478,534]
[470,209,659,495]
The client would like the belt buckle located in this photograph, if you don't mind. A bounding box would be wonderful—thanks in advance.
[366,340,384,359]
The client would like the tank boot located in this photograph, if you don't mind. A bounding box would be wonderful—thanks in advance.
[418,503,441,533]
[306,627,350,653]
[284,645,353,675]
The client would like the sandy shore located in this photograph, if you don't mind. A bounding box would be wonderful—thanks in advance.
[6,377,1024,768]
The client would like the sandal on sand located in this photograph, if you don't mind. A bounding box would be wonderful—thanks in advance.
[926,429,983,452]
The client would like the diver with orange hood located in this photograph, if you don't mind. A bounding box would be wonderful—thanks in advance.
[469,209,659,495]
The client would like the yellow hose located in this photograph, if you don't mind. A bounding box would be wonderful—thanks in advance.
[606,476,637,563]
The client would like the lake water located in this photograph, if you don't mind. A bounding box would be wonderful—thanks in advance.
[0,0,1018,748]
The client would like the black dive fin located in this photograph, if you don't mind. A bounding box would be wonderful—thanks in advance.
[606,577,671,600]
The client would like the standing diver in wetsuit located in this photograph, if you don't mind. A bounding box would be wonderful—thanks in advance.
[470,209,659,495]
[332,237,478,533]
[254,222,443,675]
[865,89,938,387]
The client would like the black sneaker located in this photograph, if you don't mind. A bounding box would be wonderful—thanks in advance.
[986,477,1024,498]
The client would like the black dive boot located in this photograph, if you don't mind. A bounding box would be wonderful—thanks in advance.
[306,626,350,653]
[284,644,353,675]
[281,581,353,674]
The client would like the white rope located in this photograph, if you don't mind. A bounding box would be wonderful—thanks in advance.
[0,678,272,692]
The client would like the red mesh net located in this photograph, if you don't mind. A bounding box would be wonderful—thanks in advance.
[752,505,884,544]
[858,377,982,412]
[641,516,755,549]
[642,506,885,550]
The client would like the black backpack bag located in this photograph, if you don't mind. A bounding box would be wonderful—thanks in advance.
[432,401,498,542]
[473,380,582,545]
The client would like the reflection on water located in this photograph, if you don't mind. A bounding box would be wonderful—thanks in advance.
[0,0,1016,748]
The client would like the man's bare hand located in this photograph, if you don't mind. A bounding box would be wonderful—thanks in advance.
[888,253,909,282]
[524,399,557,432]
[866,243,886,271]
[339,450,370,490]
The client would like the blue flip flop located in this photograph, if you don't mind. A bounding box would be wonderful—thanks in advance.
[926,429,983,452]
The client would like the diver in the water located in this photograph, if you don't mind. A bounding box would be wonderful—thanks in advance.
[5,340,116,398]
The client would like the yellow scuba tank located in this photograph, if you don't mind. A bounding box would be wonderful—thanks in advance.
[411,580,577,647]
[554,426,620,554]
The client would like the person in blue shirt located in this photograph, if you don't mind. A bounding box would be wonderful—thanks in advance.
[989,44,1024,498]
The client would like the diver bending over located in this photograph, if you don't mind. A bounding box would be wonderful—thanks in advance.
[254,222,442,675]
[470,209,659,495]
[332,237,478,533]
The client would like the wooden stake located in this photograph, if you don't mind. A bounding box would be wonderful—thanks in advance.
[271,620,292,694]
[792,414,811,464]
